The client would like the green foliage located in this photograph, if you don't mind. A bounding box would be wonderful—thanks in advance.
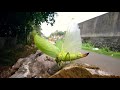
[0,12,57,44]
[82,42,120,59]
[100,47,110,52]
[50,30,66,37]
[57,31,66,36]
[82,42,94,50]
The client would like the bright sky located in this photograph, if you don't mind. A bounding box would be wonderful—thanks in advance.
[41,12,108,37]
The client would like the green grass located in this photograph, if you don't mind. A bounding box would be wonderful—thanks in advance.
[82,42,120,59]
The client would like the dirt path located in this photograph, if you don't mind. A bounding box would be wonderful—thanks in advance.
[74,50,120,76]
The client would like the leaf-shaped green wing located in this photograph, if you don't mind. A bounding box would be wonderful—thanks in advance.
[55,39,64,51]
[34,34,60,58]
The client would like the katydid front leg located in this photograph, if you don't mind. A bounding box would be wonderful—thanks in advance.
[65,52,71,63]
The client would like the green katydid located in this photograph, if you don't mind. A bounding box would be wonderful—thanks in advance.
[32,21,89,65]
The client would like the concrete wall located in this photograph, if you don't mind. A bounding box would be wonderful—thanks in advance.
[78,12,120,51]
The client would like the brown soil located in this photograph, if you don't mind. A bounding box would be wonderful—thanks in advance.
[50,65,120,78]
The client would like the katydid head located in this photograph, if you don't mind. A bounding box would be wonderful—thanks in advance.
[83,53,89,57]
[78,52,89,58]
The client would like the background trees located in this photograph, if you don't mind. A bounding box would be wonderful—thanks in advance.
[0,12,56,45]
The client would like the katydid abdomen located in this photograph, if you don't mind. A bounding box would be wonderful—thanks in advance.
[34,34,60,58]
[57,51,89,61]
